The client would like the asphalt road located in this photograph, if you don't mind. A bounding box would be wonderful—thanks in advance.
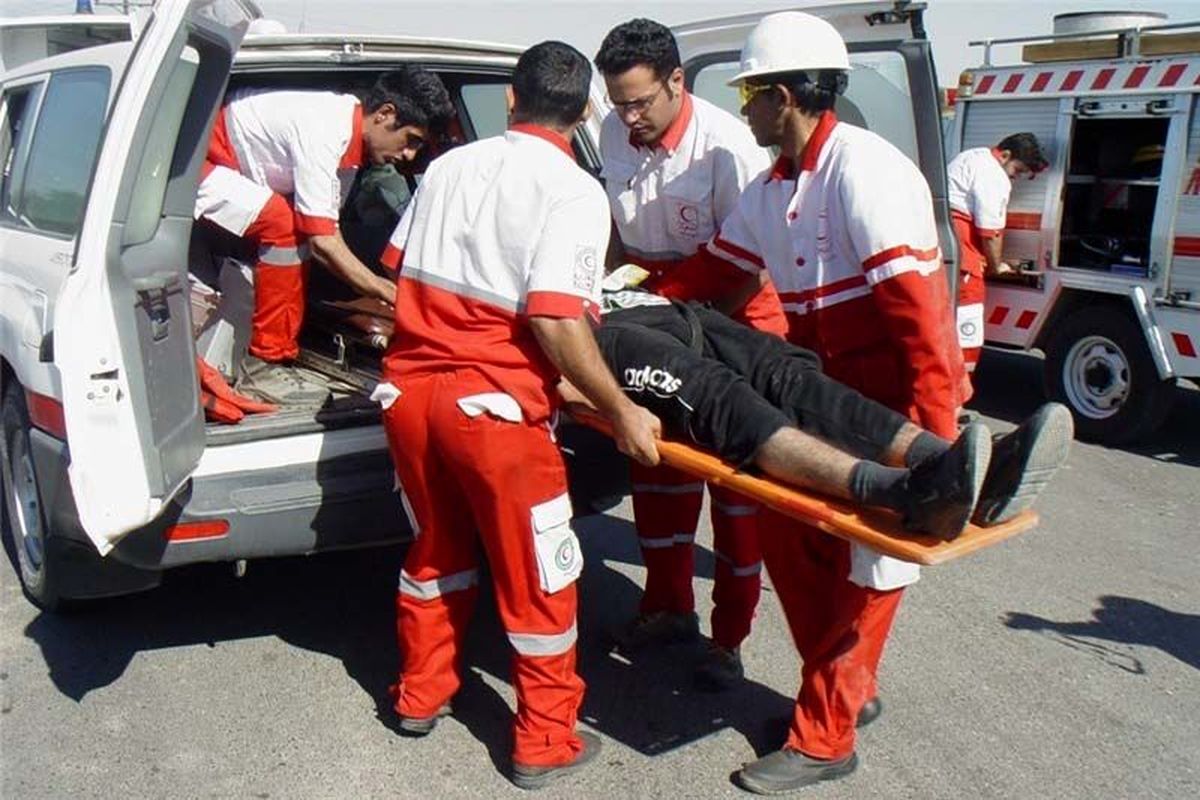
[2,349,1198,799]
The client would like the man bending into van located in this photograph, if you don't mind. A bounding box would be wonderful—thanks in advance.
[194,68,453,403]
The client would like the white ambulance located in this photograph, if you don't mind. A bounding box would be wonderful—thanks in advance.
[949,11,1200,444]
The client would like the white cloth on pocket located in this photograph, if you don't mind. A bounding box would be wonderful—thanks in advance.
[369,382,402,410]
[456,392,523,423]
[849,544,921,590]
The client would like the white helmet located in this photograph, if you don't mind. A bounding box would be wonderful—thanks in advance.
[727,11,851,86]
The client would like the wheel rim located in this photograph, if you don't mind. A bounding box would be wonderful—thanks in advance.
[7,431,46,579]
[1062,334,1130,420]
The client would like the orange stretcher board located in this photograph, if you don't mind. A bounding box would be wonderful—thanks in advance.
[572,411,1038,566]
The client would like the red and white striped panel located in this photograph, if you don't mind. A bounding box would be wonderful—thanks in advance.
[983,287,1047,347]
[971,59,1200,98]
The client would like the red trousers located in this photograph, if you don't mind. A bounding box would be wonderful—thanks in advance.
[198,162,308,362]
[629,462,763,650]
[383,371,585,767]
[760,512,904,759]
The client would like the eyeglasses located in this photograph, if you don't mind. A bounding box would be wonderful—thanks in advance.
[738,83,773,106]
[611,83,667,117]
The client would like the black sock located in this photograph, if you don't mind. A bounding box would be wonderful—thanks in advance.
[904,432,950,469]
[848,461,910,511]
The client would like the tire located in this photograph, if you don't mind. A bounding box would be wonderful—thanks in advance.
[1043,305,1176,445]
[0,381,63,610]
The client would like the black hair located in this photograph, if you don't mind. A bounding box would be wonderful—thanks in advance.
[750,70,848,115]
[997,132,1048,172]
[511,40,592,128]
[365,67,454,135]
[594,18,681,80]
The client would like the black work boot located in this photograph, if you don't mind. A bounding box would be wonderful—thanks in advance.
[856,696,882,728]
[511,730,602,791]
[694,642,745,692]
[619,611,700,651]
[735,748,858,795]
[973,403,1073,526]
[902,423,991,540]
[395,703,452,737]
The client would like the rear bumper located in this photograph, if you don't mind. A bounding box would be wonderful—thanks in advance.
[30,426,411,575]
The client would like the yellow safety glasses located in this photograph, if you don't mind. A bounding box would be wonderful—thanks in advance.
[738,82,773,106]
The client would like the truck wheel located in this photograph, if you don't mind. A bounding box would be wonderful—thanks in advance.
[1043,305,1175,444]
[0,382,63,610]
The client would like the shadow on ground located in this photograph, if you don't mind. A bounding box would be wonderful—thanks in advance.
[21,511,793,775]
[1005,594,1200,675]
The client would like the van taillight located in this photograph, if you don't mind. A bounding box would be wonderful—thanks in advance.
[164,520,230,541]
[25,390,67,439]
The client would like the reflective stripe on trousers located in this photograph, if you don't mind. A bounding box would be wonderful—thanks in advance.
[399,568,479,600]
[507,621,578,657]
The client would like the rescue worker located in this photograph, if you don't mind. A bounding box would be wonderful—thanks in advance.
[594,19,783,688]
[376,41,661,790]
[947,132,1047,379]
[653,12,968,792]
[194,68,453,402]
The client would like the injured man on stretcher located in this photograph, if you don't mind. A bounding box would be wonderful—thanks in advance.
[563,290,1072,542]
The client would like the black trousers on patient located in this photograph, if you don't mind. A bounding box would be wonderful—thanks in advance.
[596,303,910,466]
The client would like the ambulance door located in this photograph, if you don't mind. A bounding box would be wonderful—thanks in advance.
[53,0,256,554]
[671,1,956,268]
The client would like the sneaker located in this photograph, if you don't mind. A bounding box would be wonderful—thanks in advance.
[395,702,452,737]
[619,611,700,650]
[236,354,330,406]
[855,696,882,728]
[694,642,745,692]
[511,730,602,791]
[902,423,991,541]
[735,748,858,795]
[972,403,1073,526]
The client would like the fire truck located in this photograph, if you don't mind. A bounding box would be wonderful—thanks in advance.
[948,10,1200,443]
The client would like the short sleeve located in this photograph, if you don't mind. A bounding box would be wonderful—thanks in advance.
[291,111,354,235]
[710,135,770,226]
[970,166,1012,234]
[706,183,767,275]
[381,196,417,272]
[526,186,611,322]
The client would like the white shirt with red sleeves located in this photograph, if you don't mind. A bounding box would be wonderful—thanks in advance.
[599,91,770,271]
[711,114,943,354]
[381,125,610,422]
[947,146,1011,235]
[221,88,364,236]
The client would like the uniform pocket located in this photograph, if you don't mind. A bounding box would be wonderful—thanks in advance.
[530,492,583,594]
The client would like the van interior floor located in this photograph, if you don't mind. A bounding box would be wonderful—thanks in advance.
[204,363,381,446]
